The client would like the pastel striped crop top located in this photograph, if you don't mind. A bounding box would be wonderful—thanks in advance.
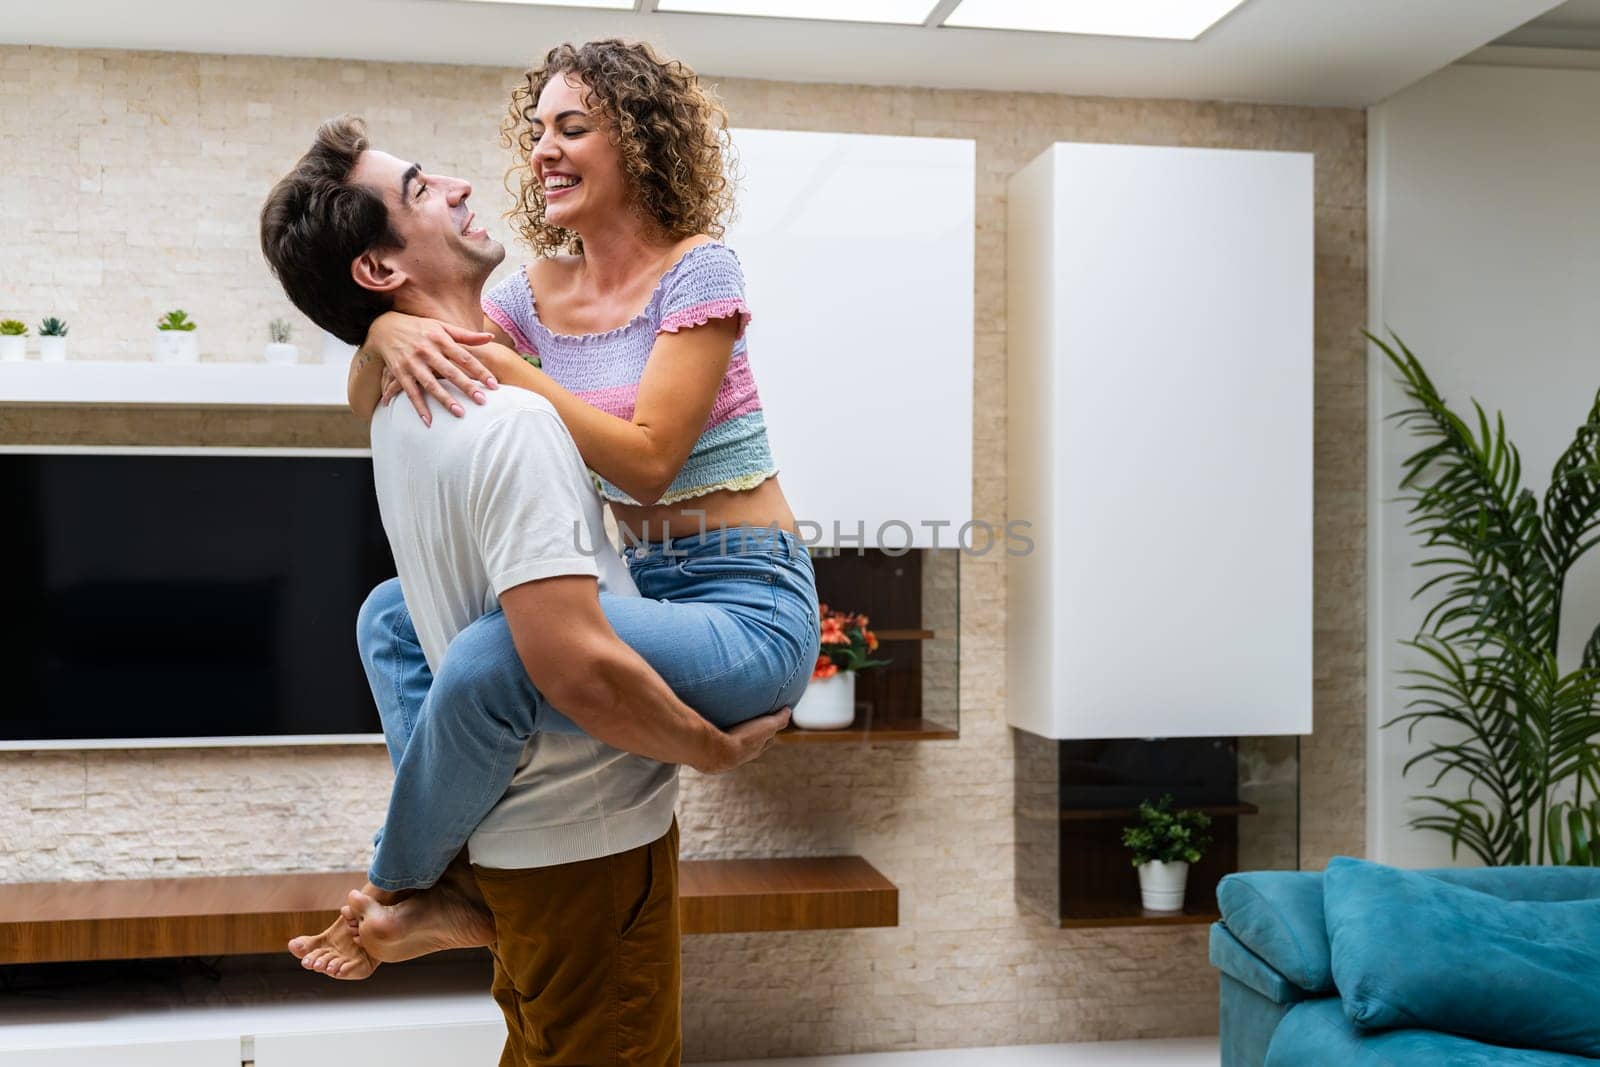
[482,242,778,506]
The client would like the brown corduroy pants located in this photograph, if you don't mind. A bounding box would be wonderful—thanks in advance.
[472,819,682,1066]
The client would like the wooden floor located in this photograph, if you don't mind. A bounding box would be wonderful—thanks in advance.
[0,856,898,965]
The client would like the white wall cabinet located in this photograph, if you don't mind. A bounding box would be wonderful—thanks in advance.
[724,128,975,549]
[1005,142,1314,740]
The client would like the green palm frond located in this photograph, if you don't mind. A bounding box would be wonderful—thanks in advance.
[1374,330,1600,865]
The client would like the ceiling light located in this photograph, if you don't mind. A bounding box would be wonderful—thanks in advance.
[943,0,1248,40]
[455,0,636,8]
[656,1,941,26]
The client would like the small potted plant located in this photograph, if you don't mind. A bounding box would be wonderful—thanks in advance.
[265,318,297,365]
[792,604,891,730]
[0,320,27,361]
[1122,795,1213,913]
[38,317,68,362]
[155,309,199,363]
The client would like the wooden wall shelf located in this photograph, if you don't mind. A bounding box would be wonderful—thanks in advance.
[679,855,897,934]
[1058,904,1221,929]
[778,717,958,744]
[0,856,898,965]
[1059,802,1260,822]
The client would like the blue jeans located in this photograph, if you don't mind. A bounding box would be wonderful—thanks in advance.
[357,527,820,891]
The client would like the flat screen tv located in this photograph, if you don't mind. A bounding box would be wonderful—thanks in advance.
[0,448,397,748]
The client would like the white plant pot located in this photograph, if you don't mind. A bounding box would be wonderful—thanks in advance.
[792,670,856,730]
[154,331,199,363]
[38,336,66,362]
[0,336,25,362]
[263,342,299,365]
[1137,860,1189,913]
[320,329,358,364]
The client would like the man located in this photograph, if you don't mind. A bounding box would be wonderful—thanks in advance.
[259,115,788,1065]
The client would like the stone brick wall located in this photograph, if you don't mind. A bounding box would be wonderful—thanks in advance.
[0,44,1366,1059]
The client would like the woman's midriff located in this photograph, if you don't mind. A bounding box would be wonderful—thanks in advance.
[611,475,797,545]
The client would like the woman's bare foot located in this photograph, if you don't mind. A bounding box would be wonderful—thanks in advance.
[288,911,378,980]
[347,882,496,964]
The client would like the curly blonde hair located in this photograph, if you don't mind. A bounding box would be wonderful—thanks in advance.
[502,39,736,257]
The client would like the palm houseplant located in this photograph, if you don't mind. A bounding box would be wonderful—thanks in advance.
[1122,795,1213,912]
[793,604,891,730]
[155,309,199,363]
[38,317,68,362]
[1376,332,1600,867]
[1,319,28,362]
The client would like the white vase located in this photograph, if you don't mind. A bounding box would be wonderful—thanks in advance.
[792,671,856,730]
[0,336,25,361]
[38,337,66,362]
[1137,860,1189,913]
[154,331,198,363]
[264,342,299,365]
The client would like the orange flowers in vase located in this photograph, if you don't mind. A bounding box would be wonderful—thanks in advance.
[812,604,890,680]
[795,604,892,731]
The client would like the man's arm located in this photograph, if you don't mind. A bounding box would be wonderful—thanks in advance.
[498,575,787,774]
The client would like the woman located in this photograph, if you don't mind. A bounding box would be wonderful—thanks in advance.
[294,40,820,979]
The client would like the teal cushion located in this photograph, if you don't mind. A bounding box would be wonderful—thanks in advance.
[1217,871,1335,994]
[1267,997,1598,1067]
[1324,857,1600,1058]
[1210,923,1308,1006]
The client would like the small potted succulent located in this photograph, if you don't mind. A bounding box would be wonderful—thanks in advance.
[792,604,891,730]
[38,317,69,362]
[1122,795,1213,913]
[0,320,27,361]
[264,318,297,365]
[155,309,199,363]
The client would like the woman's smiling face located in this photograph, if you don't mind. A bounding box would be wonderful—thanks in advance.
[530,73,631,236]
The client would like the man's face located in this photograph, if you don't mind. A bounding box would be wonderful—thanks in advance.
[349,149,504,294]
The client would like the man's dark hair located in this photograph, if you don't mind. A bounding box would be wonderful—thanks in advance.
[260,116,405,344]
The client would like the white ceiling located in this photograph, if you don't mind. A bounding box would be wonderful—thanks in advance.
[0,0,1565,107]
[1494,0,1600,48]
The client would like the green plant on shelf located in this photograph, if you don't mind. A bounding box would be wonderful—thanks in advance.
[158,310,197,331]
[1,320,29,337]
[1121,795,1212,867]
[39,317,68,337]
[269,318,292,344]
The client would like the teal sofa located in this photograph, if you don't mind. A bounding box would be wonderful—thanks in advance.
[1210,863,1600,1066]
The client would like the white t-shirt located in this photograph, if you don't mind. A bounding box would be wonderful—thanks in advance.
[369,386,677,870]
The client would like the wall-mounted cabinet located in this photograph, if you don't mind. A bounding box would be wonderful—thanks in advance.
[1004,142,1314,741]
[782,547,960,743]
[728,129,975,549]
[1015,733,1300,927]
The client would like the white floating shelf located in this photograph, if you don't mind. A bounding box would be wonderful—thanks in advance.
[0,360,350,408]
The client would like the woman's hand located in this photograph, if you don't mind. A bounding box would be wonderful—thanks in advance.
[365,311,500,423]
[380,344,539,409]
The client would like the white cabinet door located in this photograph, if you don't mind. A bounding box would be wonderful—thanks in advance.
[1006,142,1315,740]
[726,128,975,549]
[0,1039,239,1067]
[253,1021,506,1066]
